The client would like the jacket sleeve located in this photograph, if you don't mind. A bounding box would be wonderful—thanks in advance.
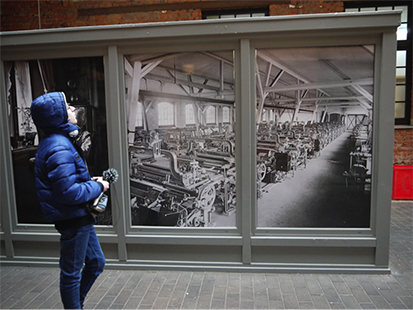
[46,144,102,205]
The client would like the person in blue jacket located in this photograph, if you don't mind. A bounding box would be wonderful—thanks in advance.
[31,92,109,309]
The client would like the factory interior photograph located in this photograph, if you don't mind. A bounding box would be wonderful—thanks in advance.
[1,5,411,305]
[6,56,109,225]
[124,45,374,228]
[6,45,375,229]
[1,9,401,274]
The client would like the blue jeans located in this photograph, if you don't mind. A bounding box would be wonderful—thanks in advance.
[58,224,105,309]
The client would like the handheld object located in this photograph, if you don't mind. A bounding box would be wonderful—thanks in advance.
[89,168,118,217]
[90,193,108,216]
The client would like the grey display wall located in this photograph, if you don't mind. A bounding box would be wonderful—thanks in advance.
[0,11,399,272]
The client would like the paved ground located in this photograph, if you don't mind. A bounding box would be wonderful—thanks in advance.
[1,201,412,309]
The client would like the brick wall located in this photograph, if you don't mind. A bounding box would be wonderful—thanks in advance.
[270,0,343,15]
[1,0,411,165]
[1,0,344,31]
[394,128,413,165]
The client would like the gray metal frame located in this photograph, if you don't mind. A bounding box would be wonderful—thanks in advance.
[0,11,399,272]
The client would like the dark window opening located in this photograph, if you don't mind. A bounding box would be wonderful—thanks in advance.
[202,7,269,20]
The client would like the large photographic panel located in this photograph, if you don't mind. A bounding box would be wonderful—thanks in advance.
[256,46,374,228]
[125,51,237,227]
[6,57,109,224]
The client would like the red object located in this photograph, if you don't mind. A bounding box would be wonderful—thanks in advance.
[392,165,413,200]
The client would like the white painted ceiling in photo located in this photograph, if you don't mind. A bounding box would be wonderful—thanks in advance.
[125,45,374,117]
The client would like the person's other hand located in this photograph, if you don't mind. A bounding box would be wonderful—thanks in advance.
[93,176,110,192]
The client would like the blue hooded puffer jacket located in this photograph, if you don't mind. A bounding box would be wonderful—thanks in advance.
[31,92,103,223]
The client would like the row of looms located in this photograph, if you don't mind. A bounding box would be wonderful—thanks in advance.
[344,119,373,192]
[128,119,349,227]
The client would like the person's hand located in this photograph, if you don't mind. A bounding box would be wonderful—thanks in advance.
[92,176,110,192]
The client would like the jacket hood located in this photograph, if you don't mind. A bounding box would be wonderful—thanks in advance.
[31,92,78,135]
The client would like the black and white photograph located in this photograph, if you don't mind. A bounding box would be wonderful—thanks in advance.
[125,51,237,227]
[255,46,374,228]
[6,57,109,224]
[1,6,403,277]
[125,46,375,228]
